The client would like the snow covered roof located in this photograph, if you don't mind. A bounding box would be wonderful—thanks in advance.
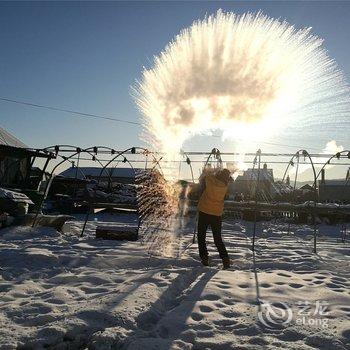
[271,181,293,195]
[300,184,314,191]
[59,167,143,179]
[0,127,27,148]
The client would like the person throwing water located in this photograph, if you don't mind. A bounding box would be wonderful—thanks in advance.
[197,168,231,269]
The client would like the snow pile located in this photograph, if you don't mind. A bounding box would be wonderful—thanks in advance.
[0,187,33,204]
[0,218,349,349]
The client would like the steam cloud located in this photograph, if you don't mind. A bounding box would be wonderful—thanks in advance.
[134,10,349,154]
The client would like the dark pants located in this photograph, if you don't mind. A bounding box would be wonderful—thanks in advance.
[197,211,228,260]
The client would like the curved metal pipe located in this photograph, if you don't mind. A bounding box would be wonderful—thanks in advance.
[180,150,195,183]
[32,148,108,227]
[314,150,350,186]
[81,153,136,237]
[204,148,222,169]
[281,149,318,252]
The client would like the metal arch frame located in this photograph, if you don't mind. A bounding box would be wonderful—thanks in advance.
[33,144,164,236]
[80,146,163,237]
[40,145,85,179]
[32,146,111,227]
[314,150,350,185]
[39,144,163,187]
[313,150,350,237]
[180,150,195,183]
[53,153,88,181]
[109,160,121,190]
[282,150,317,188]
[40,145,162,169]
[281,149,318,253]
[94,147,163,178]
[81,150,137,237]
[252,149,262,252]
[49,146,115,185]
[204,148,223,169]
[282,153,301,237]
[177,150,197,246]
[248,149,260,195]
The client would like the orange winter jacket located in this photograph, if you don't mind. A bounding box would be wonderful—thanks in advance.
[198,175,228,216]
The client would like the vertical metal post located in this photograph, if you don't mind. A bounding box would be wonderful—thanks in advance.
[70,151,81,214]
[252,149,261,252]
[313,215,317,253]
[287,154,300,235]
[32,172,55,227]
[308,151,318,254]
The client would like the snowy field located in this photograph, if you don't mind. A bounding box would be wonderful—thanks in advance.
[0,215,349,350]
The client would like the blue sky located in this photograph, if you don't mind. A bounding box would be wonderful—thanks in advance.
[0,1,349,179]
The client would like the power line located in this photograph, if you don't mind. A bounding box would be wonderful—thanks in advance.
[0,96,332,152]
[0,97,141,126]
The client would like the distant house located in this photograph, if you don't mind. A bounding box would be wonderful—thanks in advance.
[318,179,350,203]
[0,127,53,190]
[318,168,350,203]
[300,184,314,192]
[271,181,293,197]
[58,166,143,184]
[231,164,275,200]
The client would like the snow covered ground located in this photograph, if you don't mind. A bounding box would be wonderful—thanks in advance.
[0,215,349,349]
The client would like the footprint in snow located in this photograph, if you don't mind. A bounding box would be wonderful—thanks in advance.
[191,312,203,321]
[314,275,327,280]
[222,298,236,306]
[274,281,285,285]
[248,337,269,346]
[193,323,213,331]
[201,294,220,301]
[289,283,303,289]
[199,305,213,313]
[216,284,231,290]
[214,302,227,309]
[233,325,260,336]
[277,273,292,278]
[45,298,65,305]
[213,318,237,327]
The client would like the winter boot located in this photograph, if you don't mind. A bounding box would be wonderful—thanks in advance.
[222,257,231,270]
[201,256,209,266]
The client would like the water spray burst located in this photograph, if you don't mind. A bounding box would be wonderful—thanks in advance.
[135,10,349,154]
[134,10,350,256]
